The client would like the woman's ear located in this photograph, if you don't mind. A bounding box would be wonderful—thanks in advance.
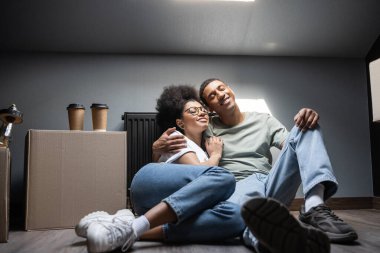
[176,119,184,129]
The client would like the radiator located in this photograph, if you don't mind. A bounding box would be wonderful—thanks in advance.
[122,112,163,204]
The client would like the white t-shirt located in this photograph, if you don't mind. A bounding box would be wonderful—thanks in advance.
[158,131,209,163]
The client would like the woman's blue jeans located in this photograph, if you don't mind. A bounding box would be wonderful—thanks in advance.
[131,164,246,242]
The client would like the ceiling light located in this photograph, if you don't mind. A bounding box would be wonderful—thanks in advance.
[177,0,256,2]
[216,0,256,1]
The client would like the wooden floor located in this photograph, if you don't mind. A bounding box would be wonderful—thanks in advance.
[1,209,379,253]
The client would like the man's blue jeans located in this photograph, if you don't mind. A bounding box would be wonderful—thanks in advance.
[228,126,338,249]
[131,164,246,242]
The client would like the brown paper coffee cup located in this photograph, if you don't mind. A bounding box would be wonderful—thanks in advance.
[91,103,109,131]
[67,104,85,130]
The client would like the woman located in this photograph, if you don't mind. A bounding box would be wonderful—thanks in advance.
[78,85,245,253]
[156,84,224,166]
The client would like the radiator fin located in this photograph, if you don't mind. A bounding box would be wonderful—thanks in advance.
[123,113,163,197]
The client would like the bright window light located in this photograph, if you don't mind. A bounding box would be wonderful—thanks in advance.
[236,99,272,115]
[370,58,380,122]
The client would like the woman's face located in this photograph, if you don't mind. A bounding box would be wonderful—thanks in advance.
[177,101,209,135]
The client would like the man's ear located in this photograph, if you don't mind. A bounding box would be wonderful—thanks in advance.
[176,119,184,129]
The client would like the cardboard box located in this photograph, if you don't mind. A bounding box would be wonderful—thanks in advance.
[25,130,127,230]
[0,147,10,242]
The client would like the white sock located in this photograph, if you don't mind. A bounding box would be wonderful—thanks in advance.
[132,215,150,238]
[305,183,325,212]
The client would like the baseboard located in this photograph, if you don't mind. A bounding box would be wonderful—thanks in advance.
[289,197,374,211]
[373,197,380,210]
[289,198,304,211]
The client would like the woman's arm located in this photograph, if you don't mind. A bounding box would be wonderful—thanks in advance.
[176,137,223,166]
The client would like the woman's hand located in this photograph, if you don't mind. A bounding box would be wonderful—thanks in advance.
[177,136,223,167]
[205,136,223,159]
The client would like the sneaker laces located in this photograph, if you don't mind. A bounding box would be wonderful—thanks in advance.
[99,219,133,249]
[121,232,137,252]
[314,205,343,222]
[113,217,136,252]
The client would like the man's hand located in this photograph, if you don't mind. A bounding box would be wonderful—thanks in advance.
[152,127,187,156]
[294,108,319,131]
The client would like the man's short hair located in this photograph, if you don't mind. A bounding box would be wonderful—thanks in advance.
[199,78,223,107]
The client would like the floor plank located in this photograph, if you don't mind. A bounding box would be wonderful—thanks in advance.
[0,209,379,253]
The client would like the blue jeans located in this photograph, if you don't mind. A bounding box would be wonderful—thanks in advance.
[131,125,338,248]
[130,164,246,242]
[228,126,338,250]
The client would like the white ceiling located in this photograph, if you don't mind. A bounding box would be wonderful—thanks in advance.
[1,0,379,57]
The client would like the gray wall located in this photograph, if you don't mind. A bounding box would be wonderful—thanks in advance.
[0,52,372,212]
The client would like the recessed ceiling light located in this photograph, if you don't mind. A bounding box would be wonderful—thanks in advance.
[178,0,256,2]
[215,0,256,1]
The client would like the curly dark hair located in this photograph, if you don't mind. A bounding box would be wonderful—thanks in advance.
[199,78,223,107]
[156,85,200,132]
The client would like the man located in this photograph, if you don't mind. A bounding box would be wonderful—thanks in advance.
[153,78,357,253]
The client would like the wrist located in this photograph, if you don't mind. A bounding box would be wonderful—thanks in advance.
[152,145,162,155]
[210,153,222,160]
[152,149,162,155]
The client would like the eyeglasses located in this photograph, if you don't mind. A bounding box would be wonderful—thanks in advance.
[184,106,208,116]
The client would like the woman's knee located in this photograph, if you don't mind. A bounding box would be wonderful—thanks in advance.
[131,164,150,196]
[207,166,236,197]
[130,163,162,214]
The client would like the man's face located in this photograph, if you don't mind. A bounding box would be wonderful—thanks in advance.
[202,80,236,114]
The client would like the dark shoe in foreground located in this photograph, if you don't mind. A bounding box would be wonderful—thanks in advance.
[241,198,330,253]
[299,204,358,243]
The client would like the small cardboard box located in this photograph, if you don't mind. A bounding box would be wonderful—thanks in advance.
[25,130,127,230]
[0,147,10,242]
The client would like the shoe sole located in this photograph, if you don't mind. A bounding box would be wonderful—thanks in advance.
[324,230,358,243]
[241,198,330,253]
[299,216,359,243]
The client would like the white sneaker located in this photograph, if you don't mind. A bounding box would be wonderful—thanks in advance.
[75,209,135,238]
[87,219,137,253]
